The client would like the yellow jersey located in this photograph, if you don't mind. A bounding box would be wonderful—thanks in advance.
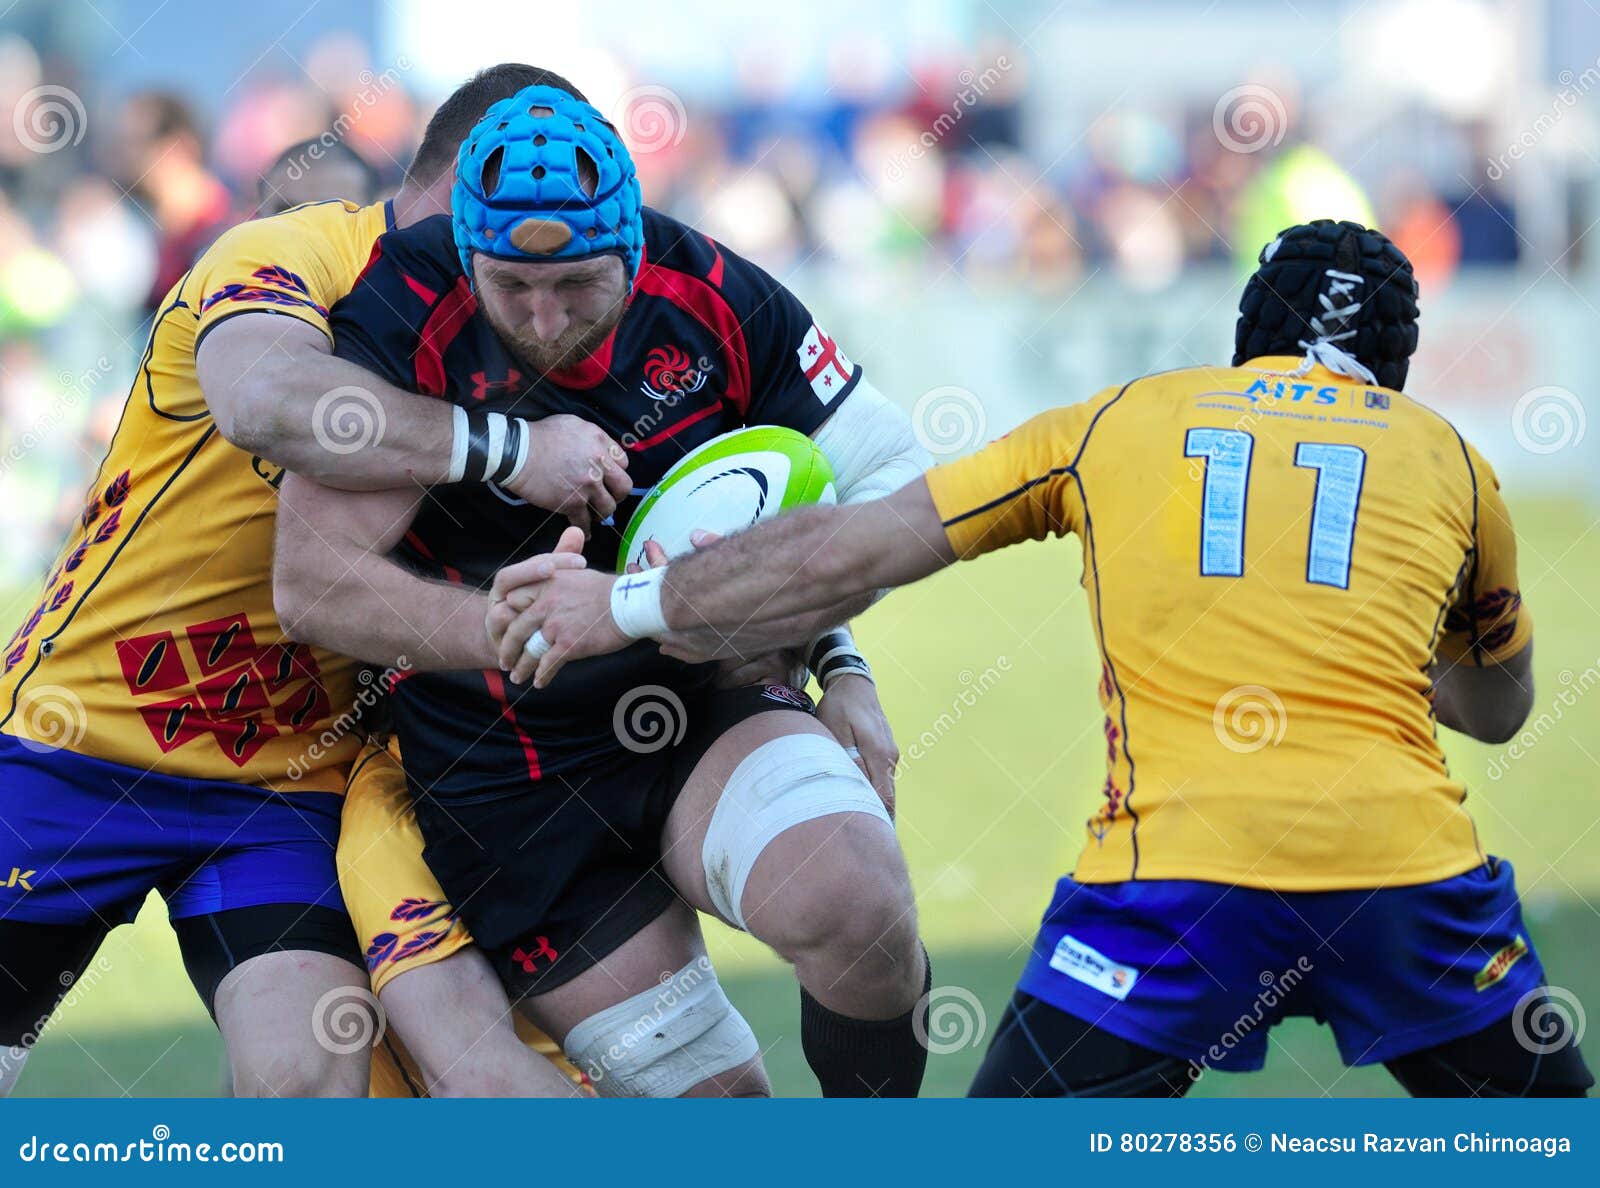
[0,200,393,793]
[925,355,1529,891]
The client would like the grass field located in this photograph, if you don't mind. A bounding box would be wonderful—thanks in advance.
[11,494,1600,1097]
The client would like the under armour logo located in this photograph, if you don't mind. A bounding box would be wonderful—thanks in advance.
[511,936,559,973]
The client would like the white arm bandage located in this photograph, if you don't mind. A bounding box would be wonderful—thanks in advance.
[809,379,931,620]
[811,379,932,506]
[607,382,931,643]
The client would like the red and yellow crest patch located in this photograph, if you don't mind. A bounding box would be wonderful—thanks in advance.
[1474,935,1529,991]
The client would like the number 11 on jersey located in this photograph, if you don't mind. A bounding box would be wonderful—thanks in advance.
[1184,428,1366,589]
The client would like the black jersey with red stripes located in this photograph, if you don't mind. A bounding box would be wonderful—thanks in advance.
[327,208,862,791]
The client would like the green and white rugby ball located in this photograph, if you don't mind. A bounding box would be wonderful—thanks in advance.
[617,426,835,573]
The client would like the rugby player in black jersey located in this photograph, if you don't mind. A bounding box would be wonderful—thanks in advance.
[274,84,934,1096]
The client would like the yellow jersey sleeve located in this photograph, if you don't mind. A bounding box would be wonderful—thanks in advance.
[924,386,1120,559]
[192,200,371,345]
[1437,443,1532,665]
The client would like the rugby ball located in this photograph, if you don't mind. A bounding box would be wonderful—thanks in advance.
[617,426,835,573]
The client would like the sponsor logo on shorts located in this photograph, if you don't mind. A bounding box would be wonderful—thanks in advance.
[1475,934,1529,991]
[1048,933,1138,1001]
[3,867,35,891]
[512,936,559,974]
[760,684,812,711]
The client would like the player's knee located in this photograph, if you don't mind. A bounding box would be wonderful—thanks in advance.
[751,814,917,967]
[702,732,908,949]
[563,960,760,1098]
[233,1047,367,1098]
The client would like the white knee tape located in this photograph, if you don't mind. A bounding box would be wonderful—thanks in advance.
[562,958,759,1098]
[702,733,893,929]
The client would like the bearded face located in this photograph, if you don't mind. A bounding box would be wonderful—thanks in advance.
[473,253,630,375]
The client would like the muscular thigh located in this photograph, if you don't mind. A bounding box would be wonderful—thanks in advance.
[659,708,831,917]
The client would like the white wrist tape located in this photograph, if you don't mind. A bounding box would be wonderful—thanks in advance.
[447,405,470,483]
[503,416,531,484]
[807,626,873,689]
[610,566,669,639]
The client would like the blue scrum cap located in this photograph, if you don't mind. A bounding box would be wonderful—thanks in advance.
[451,84,643,284]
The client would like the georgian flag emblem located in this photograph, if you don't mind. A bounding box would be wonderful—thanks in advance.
[796,323,854,403]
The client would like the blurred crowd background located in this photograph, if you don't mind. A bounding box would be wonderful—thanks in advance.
[1,0,1598,583]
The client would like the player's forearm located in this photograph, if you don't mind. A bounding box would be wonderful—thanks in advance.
[199,316,455,490]
[655,505,869,634]
[657,482,951,635]
[275,539,495,671]
[659,594,873,658]
[283,563,494,671]
[224,351,454,488]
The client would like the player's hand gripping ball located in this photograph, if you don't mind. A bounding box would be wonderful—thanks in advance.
[491,426,836,685]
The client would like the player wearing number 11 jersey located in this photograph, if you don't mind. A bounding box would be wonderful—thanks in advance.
[506,220,1591,1097]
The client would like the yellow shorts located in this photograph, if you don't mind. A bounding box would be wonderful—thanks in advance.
[339,739,584,1096]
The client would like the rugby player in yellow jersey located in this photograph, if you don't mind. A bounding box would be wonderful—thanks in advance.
[502,221,1593,1097]
[0,64,608,1097]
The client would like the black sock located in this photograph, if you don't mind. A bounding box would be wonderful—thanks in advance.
[800,945,932,1098]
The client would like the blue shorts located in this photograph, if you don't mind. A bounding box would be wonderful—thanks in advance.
[1018,859,1546,1071]
[0,732,345,926]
